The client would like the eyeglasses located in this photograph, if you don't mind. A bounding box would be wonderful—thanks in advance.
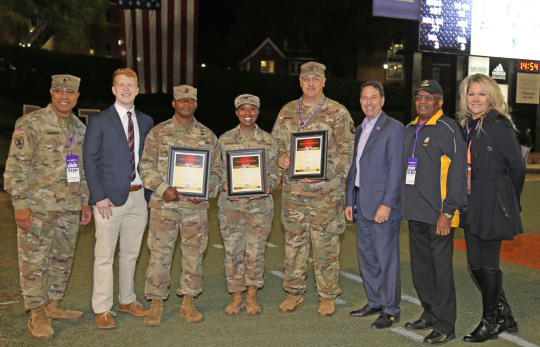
[414,95,441,102]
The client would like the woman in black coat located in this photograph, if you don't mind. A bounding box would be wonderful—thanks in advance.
[457,74,526,343]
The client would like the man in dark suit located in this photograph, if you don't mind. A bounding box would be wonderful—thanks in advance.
[83,68,154,329]
[345,81,405,329]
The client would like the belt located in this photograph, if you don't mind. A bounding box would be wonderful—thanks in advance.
[129,185,142,192]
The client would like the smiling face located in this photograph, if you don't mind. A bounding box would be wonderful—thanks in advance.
[360,85,385,121]
[50,88,79,117]
[299,75,326,103]
[236,103,259,130]
[466,81,491,119]
[172,98,197,124]
[415,90,443,123]
[112,74,139,109]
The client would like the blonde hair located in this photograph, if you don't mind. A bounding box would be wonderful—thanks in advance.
[457,74,515,129]
[113,68,139,86]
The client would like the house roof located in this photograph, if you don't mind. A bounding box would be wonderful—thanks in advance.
[239,37,286,66]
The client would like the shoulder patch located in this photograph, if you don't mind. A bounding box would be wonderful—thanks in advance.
[350,122,355,134]
[13,127,24,137]
[14,136,24,149]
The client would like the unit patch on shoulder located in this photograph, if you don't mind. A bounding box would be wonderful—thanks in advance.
[13,127,24,137]
[350,122,355,134]
[14,136,24,149]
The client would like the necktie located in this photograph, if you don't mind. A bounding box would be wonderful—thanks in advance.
[127,111,135,181]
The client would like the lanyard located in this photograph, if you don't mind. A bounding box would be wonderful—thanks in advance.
[411,122,426,158]
[466,118,481,164]
[297,97,326,131]
[61,127,76,155]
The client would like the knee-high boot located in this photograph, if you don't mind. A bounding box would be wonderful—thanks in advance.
[463,268,500,343]
[497,285,518,334]
[470,268,482,288]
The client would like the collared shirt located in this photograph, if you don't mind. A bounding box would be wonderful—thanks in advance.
[114,103,142,185]
[355,111,381,187]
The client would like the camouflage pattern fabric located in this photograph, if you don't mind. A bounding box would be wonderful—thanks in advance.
[271,94,354,299]
[140,116,222,210]
[145,206,208,298]
[217,124,279,293]
[281,194,345,299]
[17,210,80,310]
[4,104,89,211]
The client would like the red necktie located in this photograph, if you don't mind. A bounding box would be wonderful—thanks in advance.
[127,111,135,181]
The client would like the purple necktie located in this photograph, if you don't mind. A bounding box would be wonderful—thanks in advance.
[127,111,135,181]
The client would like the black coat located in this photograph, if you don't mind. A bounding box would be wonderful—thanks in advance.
[461,111,526,240]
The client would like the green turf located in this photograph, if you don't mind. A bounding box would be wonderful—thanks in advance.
[0,185,539,346]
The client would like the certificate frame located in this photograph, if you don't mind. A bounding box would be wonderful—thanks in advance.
[226,148,268,198]
[289,130,328,180]
[166,146,211,200]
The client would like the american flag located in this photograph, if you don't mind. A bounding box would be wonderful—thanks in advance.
[117,0,198,94]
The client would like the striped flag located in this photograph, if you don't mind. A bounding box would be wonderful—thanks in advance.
[117,0,198,94]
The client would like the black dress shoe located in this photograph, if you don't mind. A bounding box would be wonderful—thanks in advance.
[404,318,433,331]
[424,329,456,346]
[349,304,382,317]
[370,313,400,329]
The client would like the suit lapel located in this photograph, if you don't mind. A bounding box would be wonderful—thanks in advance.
[361,112,387,159]
[108,106,130,149]
[134,110,146,157]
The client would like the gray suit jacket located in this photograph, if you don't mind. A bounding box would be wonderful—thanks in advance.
[346,111,405,222]
[83,105,154,206]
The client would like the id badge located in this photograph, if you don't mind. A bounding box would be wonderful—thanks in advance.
[405,157,418,185]
[467,164,472,195]
[66,155,80,183]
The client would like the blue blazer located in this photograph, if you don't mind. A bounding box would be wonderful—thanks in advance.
[345,112,405,222]
[83,105,154,206]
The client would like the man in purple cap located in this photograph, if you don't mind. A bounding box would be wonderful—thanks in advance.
[400,80,467,345]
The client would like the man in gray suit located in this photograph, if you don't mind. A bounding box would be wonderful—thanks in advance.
[345,81,405,329]
[83,68,154,329]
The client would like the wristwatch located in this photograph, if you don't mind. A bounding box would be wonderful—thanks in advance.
[443,213,453,219]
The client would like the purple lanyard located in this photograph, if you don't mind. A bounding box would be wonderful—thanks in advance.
[297,97,326,131]
[61,127,76,155]
[411,122,426,158]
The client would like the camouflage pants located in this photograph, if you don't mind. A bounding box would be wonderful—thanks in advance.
[17,210,80,310]
[281,194,345,299]
[145,206,208,299]
[218,206,273,293]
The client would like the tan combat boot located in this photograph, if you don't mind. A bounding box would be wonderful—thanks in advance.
[318,297,335,317]
[144,299,163,327]
[279,294,303,313]
[225,292,245,315]
[179,295,202,323]
[245,286,261,315]
[28,307,54,340]
[44,300,83,321]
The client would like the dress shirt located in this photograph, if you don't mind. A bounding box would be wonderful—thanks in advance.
[355,111,381,187]
[114,103,142,186]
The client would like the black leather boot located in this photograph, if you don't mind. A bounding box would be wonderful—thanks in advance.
[497,287,518,334]
[463,268,500,343]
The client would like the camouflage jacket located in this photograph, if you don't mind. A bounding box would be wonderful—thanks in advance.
[140,116,222,210]
[271,94,355,197]
[217,124,280,211]
[4,104,89,211]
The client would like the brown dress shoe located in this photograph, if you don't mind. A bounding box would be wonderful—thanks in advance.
[144,299,163,327]
[96,311,116,329]
[225,292,245,315]
[245,286,261,315]
[318,298,335,317]
[179,295,203,323]
[44,300,83,321]
[28,307,54,340]
[279,294,303,313]
[119,301,150,317]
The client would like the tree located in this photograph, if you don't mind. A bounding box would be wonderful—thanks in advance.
[0,0,110,51]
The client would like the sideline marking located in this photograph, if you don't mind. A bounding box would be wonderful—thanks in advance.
[212,244,224,249]
[500,333,539,347]
[390,327,424,342]
[266,242,278,248]
[340,270,363,283]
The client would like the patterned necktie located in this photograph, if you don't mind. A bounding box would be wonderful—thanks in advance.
[127,111,135,181]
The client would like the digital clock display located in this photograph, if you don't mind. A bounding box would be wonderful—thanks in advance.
[519,61,539,72]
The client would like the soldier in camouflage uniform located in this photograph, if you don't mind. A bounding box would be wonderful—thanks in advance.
[218,94,280,315]
[140,85,221,326]
[271,62,355,317]
[4,75,92,340]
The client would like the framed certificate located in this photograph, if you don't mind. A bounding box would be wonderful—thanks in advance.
[289,130,328,180]
[166,146,211,200]
[226,149,268,198]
